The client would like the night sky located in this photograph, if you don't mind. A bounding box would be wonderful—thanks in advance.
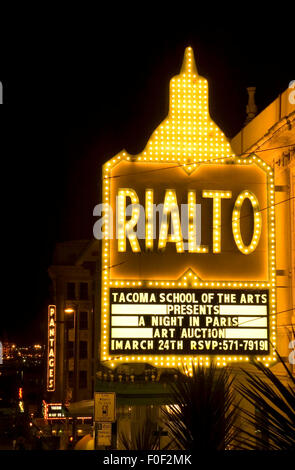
[1,16,294,345]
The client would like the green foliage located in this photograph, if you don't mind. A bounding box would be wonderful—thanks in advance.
[119,419,161,450]
[161,363,238,451]
[236,353,295,450]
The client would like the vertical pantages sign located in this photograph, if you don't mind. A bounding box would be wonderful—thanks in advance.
[99,47,276,369]
[47,305,56,391]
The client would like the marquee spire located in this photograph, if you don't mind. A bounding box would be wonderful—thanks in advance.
[180,46,198,75]
[142,46,235,172]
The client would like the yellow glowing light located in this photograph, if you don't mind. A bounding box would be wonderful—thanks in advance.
[202,190,232,253]
[158,190,184,252]
[139,47,235,169]
[64,307,75,314]
[117,189,140,252]
[145,189,154,250]
[100,47,276,369]
[188,191,208,253]
[232,190,262,254]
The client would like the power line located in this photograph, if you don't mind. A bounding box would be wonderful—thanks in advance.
[178,195,295,233]
[237,306,295,328]
[98,195,295,239]
[103,142,295,180]
[214,195,295,230]
[102,261,127,271]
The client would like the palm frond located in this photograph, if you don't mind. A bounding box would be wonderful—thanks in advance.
[236,355,295,450]
[118,419,161,450]
[161,363,239,451]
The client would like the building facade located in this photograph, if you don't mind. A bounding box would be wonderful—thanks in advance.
[231,85,295,372]
[48,240,100,404]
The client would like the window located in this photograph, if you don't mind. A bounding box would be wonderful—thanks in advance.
[66,313,74,329]
[79,311,88,330]
[68,371,74,388]
[67,282,76,300]
[67,341,74,359]
[79,341,88,359]
[79,282,88,300]
[79,371,87,389]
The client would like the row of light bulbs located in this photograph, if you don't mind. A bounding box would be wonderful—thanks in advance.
[114,188,264,255]
[103,152,274,173]
[105,355,275,369]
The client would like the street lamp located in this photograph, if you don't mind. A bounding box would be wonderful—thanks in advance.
[64,306,78,403]
[64,308,75,314]
[64,305,79,447]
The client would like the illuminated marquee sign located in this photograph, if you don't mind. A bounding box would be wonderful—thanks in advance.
[110,288,269,355]
[47,305,56,391]
[100,47,276,368]
[46,403,65,419]
[43,402,66,419]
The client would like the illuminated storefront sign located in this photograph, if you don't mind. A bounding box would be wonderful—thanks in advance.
[45,403,65,419]
[47,305,56,391]
[43,401,91,421]
[100,47,276,368]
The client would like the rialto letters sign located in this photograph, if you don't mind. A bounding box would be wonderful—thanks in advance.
[99,47,276,368]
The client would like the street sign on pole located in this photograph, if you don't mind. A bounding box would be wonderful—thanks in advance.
[97,422,112,446]
[94,392,116,423]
